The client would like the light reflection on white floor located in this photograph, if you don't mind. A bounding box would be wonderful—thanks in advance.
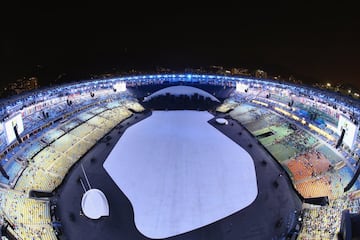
[104,111,258,239]
[143,85,220,102]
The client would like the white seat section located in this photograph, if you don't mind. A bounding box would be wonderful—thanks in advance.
[104,110,258,239]
[81,189,109,219]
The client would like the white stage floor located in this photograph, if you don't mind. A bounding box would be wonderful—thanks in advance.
[104,110,258,239]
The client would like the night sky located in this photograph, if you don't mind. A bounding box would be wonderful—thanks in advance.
[1,4,359,90]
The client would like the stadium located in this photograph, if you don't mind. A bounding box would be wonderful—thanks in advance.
[0,73,360,240]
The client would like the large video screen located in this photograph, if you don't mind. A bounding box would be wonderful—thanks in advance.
[3,113,24,145]
[114,82,126,92]
[235,82,248,92]
[337,115,358,149]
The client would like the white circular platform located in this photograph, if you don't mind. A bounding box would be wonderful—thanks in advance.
[215,118,228,125]
[81,189,109,219]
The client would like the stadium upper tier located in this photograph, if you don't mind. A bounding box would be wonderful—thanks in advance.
[1,74,359,157]
[1,74,360,121]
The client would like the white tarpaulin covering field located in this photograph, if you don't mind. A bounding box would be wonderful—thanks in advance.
[104,110,258,239]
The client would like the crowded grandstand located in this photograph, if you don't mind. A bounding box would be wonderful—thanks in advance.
[0,74,360,239]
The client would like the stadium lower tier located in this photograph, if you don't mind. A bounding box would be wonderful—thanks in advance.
[0,99,143,239]
[0,86,359,239]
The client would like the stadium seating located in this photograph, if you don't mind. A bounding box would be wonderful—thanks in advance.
[0,74,359,239]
